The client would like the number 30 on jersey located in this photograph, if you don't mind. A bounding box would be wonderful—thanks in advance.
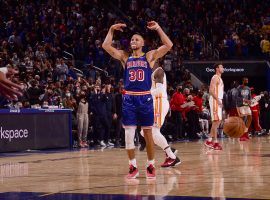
[129,69,145,81]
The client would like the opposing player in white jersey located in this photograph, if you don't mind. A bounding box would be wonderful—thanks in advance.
[141,66,181,167]
[204,63,224,150]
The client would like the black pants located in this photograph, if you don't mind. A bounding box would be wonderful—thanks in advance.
[171,110,183,139]
[93,115,110,143]
[260,110,270,131]
[115,117,125,145]
[105,114,113,142]
[186,110,201,139]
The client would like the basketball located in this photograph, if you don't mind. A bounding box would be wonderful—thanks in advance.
[223,117,246,138]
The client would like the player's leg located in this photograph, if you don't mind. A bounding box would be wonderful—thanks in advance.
[143,128,155,179]
[205,97,222,150]
[139,94,156,178]
[152,98,181,167]
[210,120,222,150]
[125,126,139,179]
[123,95,139,179]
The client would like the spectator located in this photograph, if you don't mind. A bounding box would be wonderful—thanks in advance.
[89,84,110,147]
[170,86,185,140]
[77,91,90,148]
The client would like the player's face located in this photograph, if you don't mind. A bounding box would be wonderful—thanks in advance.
[130,34,144,50]
[218,65,224,74]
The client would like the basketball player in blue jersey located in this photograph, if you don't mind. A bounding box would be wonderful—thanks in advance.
[102,21,173,179]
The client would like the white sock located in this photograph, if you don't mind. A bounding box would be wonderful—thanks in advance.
[152,127,169,149]
[164,146,176,159]
[147,159,155,166]
[208,137,213,142]
[129,159,137,168]
[214,139,218,143]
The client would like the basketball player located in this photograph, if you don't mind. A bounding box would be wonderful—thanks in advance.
[102,21,173,179]
[141,66,181,168]
[0,66,22,100]
[204,64,224,150]
[237,77,252,141]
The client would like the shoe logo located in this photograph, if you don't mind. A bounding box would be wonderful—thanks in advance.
[167,160,175,165]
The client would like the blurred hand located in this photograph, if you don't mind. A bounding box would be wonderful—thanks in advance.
[6,67,19,78]
[110,23,127,32]
[218,99,223,107]
[147,21,160,30]
[0,71,23,100]
[113,113,117,120]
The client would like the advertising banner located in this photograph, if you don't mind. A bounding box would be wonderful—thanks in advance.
[0,109,71,152]
[184,61,270,91]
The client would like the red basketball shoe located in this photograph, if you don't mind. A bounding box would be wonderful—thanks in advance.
[126,165,139,179]
[213,143,222,150]
[161,157,181,168]
[204,140,214,148]
[146,164,156,179]
[240,132,249,141]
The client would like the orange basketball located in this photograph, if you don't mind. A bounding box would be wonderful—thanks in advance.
[223,117,246,138]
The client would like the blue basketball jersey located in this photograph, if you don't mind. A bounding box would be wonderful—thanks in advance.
[124,54,152,92]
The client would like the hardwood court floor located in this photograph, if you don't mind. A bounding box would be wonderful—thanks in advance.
[0,137,270,199]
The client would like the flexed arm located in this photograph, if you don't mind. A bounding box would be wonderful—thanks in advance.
[146,21,173,66]
[102,23,128,66]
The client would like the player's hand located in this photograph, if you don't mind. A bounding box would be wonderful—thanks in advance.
[0,71,23,100]
[147,21,160,31]
[218,99,223,107]
[113,113,117,120]
[6,67,19,78]
[110,23,127,32]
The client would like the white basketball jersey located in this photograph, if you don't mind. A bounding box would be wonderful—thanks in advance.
[211,74,224,99]
[151,67,168,99]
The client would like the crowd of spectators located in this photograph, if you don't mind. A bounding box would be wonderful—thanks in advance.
[0,0,270,147]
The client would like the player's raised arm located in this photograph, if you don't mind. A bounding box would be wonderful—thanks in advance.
[146,21,173,65]
[102,23,128,65]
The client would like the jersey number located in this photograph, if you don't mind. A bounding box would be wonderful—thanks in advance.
[129,69,145,81]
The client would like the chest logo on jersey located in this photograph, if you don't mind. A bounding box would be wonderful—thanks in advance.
[241,90,249,96]
[127,60,147,69]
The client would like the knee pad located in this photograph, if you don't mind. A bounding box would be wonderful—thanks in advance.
[152,127,162,141]
[125,127,136,150]
[152,127,160,138]
[152,126,169,150]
